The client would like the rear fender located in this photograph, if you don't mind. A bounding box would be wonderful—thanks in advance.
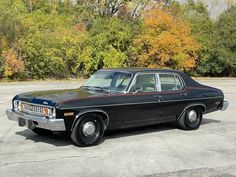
[177,103,206,120]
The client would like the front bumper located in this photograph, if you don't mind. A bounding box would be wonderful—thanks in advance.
[221,101,229,111]
[6,109,66,131]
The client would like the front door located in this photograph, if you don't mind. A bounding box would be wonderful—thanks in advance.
[123,73,162,126]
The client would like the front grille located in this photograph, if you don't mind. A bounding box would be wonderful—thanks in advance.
[20,102,52,117]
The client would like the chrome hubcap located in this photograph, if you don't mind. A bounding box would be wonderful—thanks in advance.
[188,110,197,122]
[82,122,96,137]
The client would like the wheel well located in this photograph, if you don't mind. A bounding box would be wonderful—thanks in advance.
[94,112,109,128]
[177,104,206,120]
[189,105,206,113]
[196,105,205,113]
[72,111,109,131]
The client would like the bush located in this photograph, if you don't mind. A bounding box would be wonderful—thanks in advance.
[1,48,25,79]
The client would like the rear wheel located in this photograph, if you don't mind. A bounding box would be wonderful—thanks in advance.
[178,107,203,130]
[71,113,105,147]
[31,127,53,136]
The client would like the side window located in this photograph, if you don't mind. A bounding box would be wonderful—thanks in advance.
[174,75,184,90]
[130,74,157,93]
[159,74,184,91]
[114,74,131,91]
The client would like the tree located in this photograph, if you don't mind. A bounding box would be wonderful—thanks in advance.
[133,6,200,70]
[0,0,27,78]
[214,5,236,76]
[73,17,134,76]
[18,11,79,79]
[0,0,26,46]
[0,0,235,80]
[175,0,218,76]
[1,48,25,79]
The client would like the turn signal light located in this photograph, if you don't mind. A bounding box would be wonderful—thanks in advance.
[42,108,49,116]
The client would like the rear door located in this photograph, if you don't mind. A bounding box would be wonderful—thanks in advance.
[157,73,187,121]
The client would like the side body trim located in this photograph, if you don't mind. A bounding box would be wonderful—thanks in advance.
[71,109,110,131]
[61,96,222,110]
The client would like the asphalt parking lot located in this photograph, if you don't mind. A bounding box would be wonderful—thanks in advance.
[0,79,235,177]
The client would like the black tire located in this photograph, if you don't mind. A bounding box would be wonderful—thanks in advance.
[31,127,53,136]
[71,113,105,147]
[178,107,203,130]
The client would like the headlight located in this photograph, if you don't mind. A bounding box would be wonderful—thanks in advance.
[13,100,24,111]
[13,100,19,111]
[19,102,24,111]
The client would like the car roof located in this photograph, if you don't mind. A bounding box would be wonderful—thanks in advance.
[99,68,201,87]
[99,68,182,74]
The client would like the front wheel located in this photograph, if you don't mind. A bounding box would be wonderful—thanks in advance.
[71,113,105,147]
[178,107,203,130]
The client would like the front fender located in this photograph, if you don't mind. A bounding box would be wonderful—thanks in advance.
[71,109,109,131]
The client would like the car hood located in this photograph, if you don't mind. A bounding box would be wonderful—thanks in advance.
[15,88,107,107]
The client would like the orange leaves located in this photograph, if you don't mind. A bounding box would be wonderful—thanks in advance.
[76,23,84,33]
[2,48,25,78]
[134,7,200,70]
[144,8,174,30]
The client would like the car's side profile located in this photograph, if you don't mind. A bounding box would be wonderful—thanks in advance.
[6,68,229,146]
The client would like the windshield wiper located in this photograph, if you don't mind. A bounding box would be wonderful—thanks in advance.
[81,86,90,89]
[81,86,110,93]
[92,86,111,93]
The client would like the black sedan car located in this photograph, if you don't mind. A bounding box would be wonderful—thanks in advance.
[6,68,229,146]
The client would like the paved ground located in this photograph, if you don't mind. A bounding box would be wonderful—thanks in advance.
[0,79,235,177]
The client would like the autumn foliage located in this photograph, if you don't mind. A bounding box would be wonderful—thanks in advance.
[0,0,235,80]
[76,23,84,33]
[2,49,25,78]
[134,7,200,70]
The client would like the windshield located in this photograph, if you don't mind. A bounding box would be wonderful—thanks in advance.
[82,71,133,92]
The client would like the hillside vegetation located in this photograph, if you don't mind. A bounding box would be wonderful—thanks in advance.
[0,0,235,80]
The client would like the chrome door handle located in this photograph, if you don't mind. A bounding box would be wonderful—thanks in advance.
[179,93,187,96]
[153,95,162,98]
[153,95,162,102]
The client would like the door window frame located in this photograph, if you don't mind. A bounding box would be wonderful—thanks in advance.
[157,72,186,92]
[127,72,160,93]
[127,72,186,93]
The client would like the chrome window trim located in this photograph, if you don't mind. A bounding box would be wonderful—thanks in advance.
[175,73,186,88]
[156,73,161,92]
[158,72,186,92]
[127,71,186,93]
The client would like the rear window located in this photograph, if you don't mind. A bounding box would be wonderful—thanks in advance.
[159,74,184,91]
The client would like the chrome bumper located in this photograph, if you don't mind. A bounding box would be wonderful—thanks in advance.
[6,109,66,131]
[221,101,229,111]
